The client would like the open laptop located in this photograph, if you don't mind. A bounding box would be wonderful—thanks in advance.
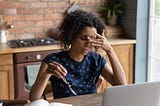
[102,81,160,106]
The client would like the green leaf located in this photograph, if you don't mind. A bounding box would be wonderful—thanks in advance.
[98,0,125,19]
[107,9,111,18]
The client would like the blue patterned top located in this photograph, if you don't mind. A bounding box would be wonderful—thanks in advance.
[43,51,106,99]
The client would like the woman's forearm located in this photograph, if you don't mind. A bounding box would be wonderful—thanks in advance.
[106,47,127,85]
[29,72,51,101]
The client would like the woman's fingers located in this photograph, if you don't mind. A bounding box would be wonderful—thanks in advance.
[90,31,111,52]
[47,62,67,78]
[90,33,105,47]
[90,39,104,47]
[52,61,67,74]
[48,67,63,78]
[102,29,106,37]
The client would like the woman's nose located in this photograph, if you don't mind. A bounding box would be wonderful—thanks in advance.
[85,39,91,46]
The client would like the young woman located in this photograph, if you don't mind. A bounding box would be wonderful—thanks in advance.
[29,9,127,101]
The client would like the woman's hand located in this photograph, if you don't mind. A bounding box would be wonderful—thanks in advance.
[47,61,67,78]
[90,30,112,52]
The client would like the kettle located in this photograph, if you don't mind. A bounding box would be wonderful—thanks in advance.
[0,29,9,43]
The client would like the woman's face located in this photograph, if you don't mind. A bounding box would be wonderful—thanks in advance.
[71,26,97,55]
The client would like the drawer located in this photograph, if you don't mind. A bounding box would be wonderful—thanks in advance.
[0,54,13,65]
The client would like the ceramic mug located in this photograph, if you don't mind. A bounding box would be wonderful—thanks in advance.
[0,29,9,43]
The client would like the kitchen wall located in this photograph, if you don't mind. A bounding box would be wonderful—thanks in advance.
[0,0,101,40]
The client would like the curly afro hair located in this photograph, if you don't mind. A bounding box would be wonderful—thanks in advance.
[59,9,105,50]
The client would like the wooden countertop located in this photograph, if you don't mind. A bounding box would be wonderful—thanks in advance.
[109,38,136,45]
[0,38,136,55]
[0,44,61,55]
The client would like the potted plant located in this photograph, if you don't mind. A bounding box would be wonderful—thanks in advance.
[98,0,125,25]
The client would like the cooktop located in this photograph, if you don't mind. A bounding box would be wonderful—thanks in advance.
[7,37,59,48]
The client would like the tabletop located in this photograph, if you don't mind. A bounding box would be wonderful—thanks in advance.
[51,93,103,106]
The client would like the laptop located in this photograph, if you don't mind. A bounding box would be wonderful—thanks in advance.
[102,82,160,106]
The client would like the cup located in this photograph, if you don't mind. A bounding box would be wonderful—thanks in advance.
[0,29,9,43]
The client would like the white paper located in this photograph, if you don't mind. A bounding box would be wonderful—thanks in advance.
[49,102,73,106]
[24,99,73,106]
[24,99,49,106]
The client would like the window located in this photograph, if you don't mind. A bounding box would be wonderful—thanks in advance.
[155,0,160,15]
[148,0,160,81]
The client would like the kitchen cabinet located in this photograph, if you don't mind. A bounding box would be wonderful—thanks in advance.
[97,42,135,92]
[0,54,14,99]
[112,44,134,84]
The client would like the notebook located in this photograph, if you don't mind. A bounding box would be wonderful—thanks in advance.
[102,81,160,106]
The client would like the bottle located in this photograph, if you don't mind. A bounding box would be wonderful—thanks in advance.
[0,29,9,43]
[0,101,3,106]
